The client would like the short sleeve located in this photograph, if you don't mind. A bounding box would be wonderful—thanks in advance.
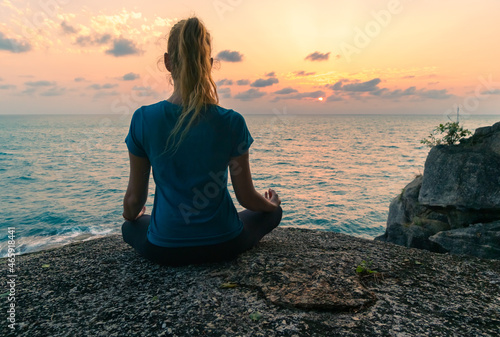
[125,108,147,157]
[230,111,254,157]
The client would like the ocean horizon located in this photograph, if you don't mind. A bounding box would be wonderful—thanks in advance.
[1,113,499,257]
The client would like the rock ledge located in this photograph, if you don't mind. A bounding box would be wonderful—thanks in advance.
[1,227,499,337]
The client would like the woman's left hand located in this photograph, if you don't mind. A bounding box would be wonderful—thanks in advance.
[136,206,146,219]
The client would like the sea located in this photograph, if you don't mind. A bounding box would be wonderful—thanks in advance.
[1,113,499,257]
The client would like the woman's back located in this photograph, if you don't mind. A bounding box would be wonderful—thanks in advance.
[126,100,253,247]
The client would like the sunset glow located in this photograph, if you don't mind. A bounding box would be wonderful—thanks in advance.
[1,0,499,115]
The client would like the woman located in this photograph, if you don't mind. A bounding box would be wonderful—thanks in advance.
[121,17,282,266]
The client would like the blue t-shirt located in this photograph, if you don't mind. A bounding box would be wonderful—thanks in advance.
[125,101,253,247]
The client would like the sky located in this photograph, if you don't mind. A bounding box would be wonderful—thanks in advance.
[1,0,500,115]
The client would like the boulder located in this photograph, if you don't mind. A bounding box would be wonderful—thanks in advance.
[468,120,500,156]
[429,221,500,259]
[375,176,449,252]
[418,145,500,211]
[378,121,500,260]
[419,121,500,212]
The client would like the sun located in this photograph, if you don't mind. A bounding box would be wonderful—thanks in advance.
[318,97,324,101]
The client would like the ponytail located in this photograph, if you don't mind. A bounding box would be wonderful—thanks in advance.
[165,17,219,154]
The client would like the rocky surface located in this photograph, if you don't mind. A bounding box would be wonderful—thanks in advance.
[2,227,500,337]
[377,121,500,259]
[429,221,500,257]
[419,144,500,211]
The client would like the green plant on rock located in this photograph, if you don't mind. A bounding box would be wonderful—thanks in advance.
[411,216,424,227]
[356,260,378,275]
[420,109,471,147]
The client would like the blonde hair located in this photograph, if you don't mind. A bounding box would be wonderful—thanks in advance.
[165,17,219,153]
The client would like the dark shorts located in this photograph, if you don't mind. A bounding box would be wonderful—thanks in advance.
[122,206,282,266]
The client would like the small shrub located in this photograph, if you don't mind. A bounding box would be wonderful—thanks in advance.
[356,260,378,275]
[421,121,471,147]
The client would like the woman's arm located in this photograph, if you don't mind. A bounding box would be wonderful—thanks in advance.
[229,151,281,212]
[123,152,151,221]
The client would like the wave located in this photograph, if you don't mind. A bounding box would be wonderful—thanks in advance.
[0,226,118,258]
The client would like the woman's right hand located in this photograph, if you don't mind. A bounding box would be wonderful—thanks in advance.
[264,188,281,207]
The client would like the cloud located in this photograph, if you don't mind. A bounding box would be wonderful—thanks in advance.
[94,91,119,99]
[402,75,415,79]
[326,76,452,101]
[372,86,452,100]
[481,89,500,95]
[326,95,343,102]
[0,8,179,55]
[21,80,58,95]
[331,78,382,92]
[40,87,66,96]
[342,78,382,92]
[0,32,31,53]
[132,86,157,97]
[274,87,298,95]
[105,38,142,57]
[305,51,330,62]
[61,21,79,35]
[372,86,416,98]
[216,79,233,86]
[102,84,118,89]
[265,72,276,77]
[236,79,250,86]
[250,78,279,88]
[234,88,265,101]
[418,89,451,100]
[74,77,86,82]
[294,71,316,76]
[21,88,37,95]
[216,50,243,62]
[329,81,344,90]
[122,72,140,81]
[0,84,16,90]
[88,83,118,90]
[25,81,56,87]
[75,34,112,46]
[276,90,325,100]
[218,87,231,99]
